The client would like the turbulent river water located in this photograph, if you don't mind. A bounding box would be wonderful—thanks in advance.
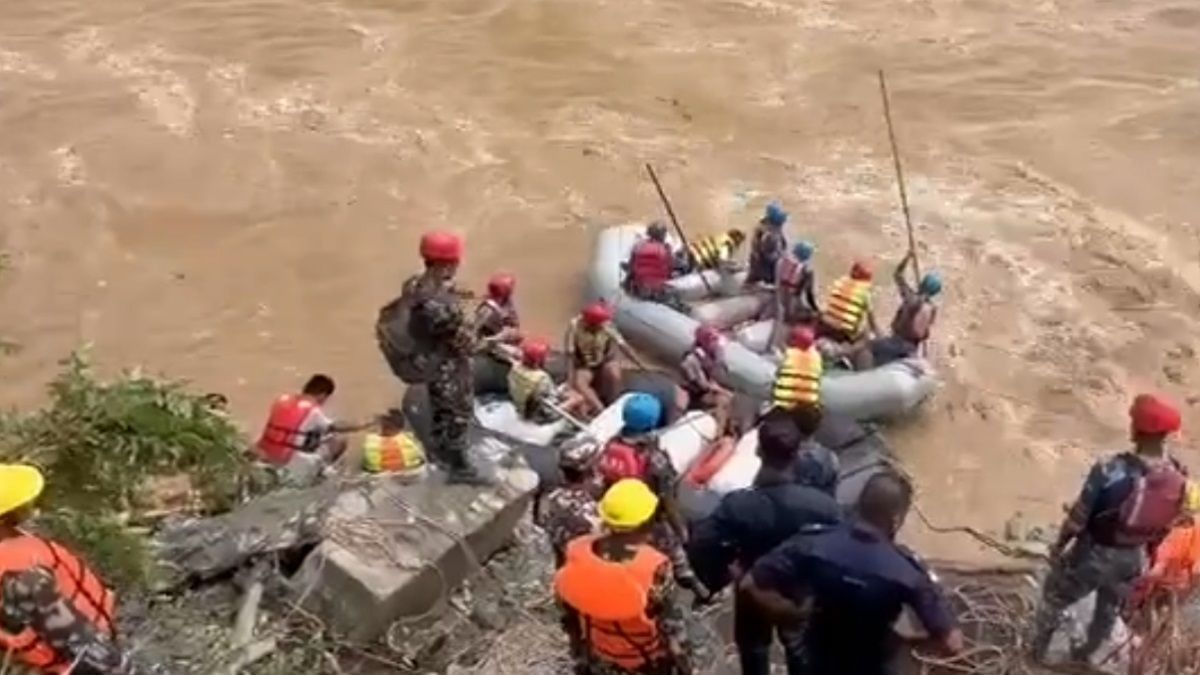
[2,0,1200,559]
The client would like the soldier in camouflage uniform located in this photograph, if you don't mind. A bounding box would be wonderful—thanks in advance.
[0,464,150,675]
[556,479,695,675]
[403,232,489,485]
[1031,394,1186,664]
[539,443,601,567]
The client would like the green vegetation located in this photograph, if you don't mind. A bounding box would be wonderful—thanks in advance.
[0,351,253,589]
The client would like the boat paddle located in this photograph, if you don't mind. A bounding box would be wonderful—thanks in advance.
[878,70,931,359]
[645,163,715,296]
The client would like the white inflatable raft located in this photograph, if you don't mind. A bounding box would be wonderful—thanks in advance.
[587,224,938,422]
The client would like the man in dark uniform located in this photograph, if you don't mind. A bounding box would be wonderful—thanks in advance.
[403,231,489,485]
[1030,394,1187,664]
[742,472,963,674]
[687,408,843,675]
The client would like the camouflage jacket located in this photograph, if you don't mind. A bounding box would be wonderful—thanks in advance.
[539,484,600,563]
[0,567,143,675]
[401,273,474,357]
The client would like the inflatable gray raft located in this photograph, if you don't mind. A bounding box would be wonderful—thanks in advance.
[587,224,938,422]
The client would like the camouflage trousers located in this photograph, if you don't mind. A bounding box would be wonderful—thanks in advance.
[427,355,473,470]
[650,522,706,598]
[1030,537,1145,660]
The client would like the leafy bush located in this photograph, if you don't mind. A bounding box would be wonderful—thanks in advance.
[0,350,253,588]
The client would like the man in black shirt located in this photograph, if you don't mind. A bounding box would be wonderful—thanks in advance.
[742,472,963,675]
[687,407,843,675]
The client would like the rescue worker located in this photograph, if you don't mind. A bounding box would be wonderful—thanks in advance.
[255,374,370,486]
[565,301,627,414]
[624,223,686,311]
[743,472,964,674]
[773,240,820,327]
[771,326,822,413]
[361,408,426,476]
[0,464,143,675]
[679,325,733,435]
[597,394,710,602]
[745,202,788,287]
[400,231,488,484]
[538,442,602,567]
[475,272,522,349]
[1031,394,1189,664]
[679,229,746,274]
[508,338,587,423]
[869,252,941,366]
[555,479,695,675]
[686,408,843,675]
[817,261,878,369]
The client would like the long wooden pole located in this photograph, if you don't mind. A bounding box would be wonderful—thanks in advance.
[645,163,714,295]
[878,70,921,283]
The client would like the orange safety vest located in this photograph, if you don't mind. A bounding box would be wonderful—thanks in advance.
[256,394,318,465]
[1147,522,1200,592]
[554,535,670,669]
[0,534,116,674]
[362,433,425,473]
[772,346,822,409]
[823,276,872,336]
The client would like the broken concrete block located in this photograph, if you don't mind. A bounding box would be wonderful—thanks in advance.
[290,466,539,642]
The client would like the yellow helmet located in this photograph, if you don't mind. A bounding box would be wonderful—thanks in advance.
[1185,481,1200,515]
[0,464,45,517]
[599,479,659,531]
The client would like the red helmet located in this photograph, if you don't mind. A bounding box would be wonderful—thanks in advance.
[581,301,613,327]
[694,325,721,349]
[521,338,550,367]
[789,326,816,350]
[419,231,463,264]
[487,273,515,301]
[1129,394,1181,435]
[850,260,873,281]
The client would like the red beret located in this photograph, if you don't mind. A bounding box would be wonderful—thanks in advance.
[1129,394,1182,435]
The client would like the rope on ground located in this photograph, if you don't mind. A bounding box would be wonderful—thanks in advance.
[913,503,1050,563]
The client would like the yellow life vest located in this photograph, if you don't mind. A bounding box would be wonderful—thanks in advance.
[772,346,823,409]
[688,233,736,270]
[362,432,426,473]
[508,363,554,417]
[572,319,614,369]
[823,276,872,336]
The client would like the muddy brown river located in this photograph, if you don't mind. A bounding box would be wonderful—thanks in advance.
[3,0,1200,560]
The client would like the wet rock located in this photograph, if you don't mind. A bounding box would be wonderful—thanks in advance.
[290,467,539,642]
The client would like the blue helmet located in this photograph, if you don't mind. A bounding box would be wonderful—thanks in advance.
[918,272,942,297]
[621,393,663,434]
[792,241,814,262]
[762,202,788,228]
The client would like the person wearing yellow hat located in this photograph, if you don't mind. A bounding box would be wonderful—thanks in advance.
[554,479,694,675]
[0,464,141,674]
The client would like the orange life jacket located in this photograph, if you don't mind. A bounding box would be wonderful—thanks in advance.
[256,394,318,465]
[628,241,673,293]
[0,534,116,674]
[554,535,670,669]
[772,346,822,409]
[823,275,872,336]
[1147,522,1200,592]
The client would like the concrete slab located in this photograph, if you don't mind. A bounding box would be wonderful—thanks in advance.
[290,466,539,642]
